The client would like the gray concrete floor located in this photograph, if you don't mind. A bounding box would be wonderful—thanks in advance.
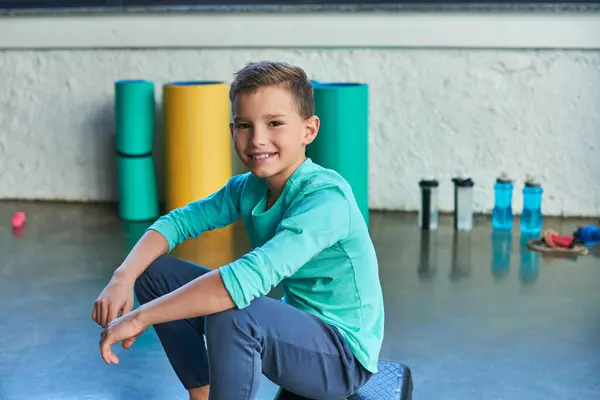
[1,201,599,400]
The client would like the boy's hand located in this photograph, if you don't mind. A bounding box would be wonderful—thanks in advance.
[99,310,147,365]
[92,276,135,328]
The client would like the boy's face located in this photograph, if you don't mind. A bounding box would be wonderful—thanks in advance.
[230,84,319,187]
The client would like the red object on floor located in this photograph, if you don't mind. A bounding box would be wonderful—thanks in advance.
[549,233,573,248]
[11,211,26,229]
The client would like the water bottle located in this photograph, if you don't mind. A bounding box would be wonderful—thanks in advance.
[520,176,543,236]
[452,177,474,231]
[418,179,439,230]
[492,174,514,230]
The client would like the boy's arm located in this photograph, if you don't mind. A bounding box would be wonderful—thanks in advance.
[132,184,351,326]
[220,184,351,309]
[110,175,244,286]
[95,176,244,329]
[148,175,244,252]
[101,185,348,363]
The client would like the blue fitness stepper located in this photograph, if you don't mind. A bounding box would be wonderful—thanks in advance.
[274,361,413,400]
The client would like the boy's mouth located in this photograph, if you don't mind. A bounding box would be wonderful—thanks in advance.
[249,153,278,160]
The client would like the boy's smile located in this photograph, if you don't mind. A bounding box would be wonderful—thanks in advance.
[248,151,278,163]
[230,84,319,196]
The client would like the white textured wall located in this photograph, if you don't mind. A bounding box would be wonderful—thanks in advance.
[1,49,599,216]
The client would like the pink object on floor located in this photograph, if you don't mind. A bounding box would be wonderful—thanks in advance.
[11,211,26,229]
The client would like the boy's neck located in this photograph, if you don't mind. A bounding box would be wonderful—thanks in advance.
[265,156,307,199]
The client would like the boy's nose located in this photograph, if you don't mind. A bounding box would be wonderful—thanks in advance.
[249,128,269,146]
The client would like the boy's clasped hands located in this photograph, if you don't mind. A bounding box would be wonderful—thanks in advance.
[92,274,147,365]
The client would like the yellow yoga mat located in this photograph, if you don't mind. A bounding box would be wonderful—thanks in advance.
[173,225,236,269]
[163,81,232,212]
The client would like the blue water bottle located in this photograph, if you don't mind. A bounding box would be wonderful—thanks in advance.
[492,174,514,230]
[520,176,543,236]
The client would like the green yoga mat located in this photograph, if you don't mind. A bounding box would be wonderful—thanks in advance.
[116,154,159,221]
[115,80,155,155]
[308,82,370,226]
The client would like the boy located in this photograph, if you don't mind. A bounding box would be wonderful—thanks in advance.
[93,60,384,400]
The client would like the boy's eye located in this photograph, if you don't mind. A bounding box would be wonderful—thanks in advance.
[236,123,250,130]
[269,121,283,127]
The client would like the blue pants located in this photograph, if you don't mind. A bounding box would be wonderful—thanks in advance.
[134,255,372,399]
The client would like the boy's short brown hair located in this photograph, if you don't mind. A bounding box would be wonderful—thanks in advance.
[229,60,314,119]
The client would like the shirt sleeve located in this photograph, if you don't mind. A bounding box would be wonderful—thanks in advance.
[219,184,351,309]
[148,174,245,252]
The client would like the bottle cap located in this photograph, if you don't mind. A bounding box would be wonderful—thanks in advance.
[419,179,439,188]
[524,175,541,187]
[496,172,512,184]
[452,177,474,187]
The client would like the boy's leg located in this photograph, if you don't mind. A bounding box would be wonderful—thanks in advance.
[134,255,212,392]
[205,296,373,400]
[134,255,372,399]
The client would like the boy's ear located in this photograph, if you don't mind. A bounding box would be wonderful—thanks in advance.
[229,122,234,137]
[303,115,320,145]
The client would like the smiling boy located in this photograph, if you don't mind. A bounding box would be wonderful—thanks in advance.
[93,61,384,399]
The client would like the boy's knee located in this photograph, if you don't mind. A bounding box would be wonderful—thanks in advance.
[205,308,240,334]
[134,255,170,304]
[205,300,263,339]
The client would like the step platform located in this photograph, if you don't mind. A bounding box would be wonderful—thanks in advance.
[274,361,413,400]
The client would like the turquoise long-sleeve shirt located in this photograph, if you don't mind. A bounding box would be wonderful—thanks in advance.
[148,158,384,373]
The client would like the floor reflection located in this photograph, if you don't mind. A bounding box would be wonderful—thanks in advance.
[450,231,472,280]
[519,233,540,285]
[418,231,437,281]
[491,229,512,281]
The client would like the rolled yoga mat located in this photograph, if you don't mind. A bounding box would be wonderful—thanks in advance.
[114,80,155,155]
[116,155,159,221]
[163,81,232,212]
[114,79,159,221]
[308,82,370,226]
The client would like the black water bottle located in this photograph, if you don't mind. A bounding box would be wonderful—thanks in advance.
[419,179,439,230]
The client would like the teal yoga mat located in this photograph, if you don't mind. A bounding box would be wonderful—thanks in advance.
[116,154,159,221]
[308,82,370,226]
[115,80,155,155]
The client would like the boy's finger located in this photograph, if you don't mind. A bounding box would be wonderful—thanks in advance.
[101,335,116,364]
[92,305,97,322]
[98,304,104,327]
[107,306,119,325]
[101,346,112,364]
[101,303,109,328]
[123,300,133,315]
[122,337,136,349]
[100,338,109,363]
[94,303,102,325]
